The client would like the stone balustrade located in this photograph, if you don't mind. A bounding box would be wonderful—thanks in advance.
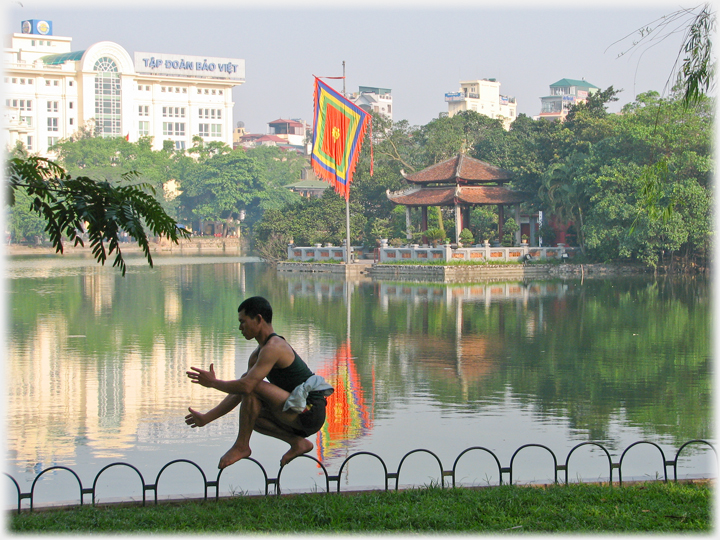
[286,241,579,264]
[287,243,349,262]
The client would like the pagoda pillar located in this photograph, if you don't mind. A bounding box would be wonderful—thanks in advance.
[454,204,461,244]
[463,207,471,230]
[498,205,504,242]
[421,206,428,244]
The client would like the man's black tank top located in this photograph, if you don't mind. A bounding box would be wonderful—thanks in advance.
[263,333,314,393]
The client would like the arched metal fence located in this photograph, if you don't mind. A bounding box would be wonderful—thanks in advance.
[5,439,716,514]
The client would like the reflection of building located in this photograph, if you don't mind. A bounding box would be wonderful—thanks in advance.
[379,281,569,306]
[4,19,244,155]
[445,79,517,130]
[7,269,240,470]
[537,78,599,121]
[315,342,374,461]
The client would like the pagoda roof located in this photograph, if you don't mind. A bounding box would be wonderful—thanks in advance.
[401,154,511,184]
[387,185,527,207]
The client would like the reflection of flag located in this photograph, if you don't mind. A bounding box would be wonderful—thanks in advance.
[315,341,374,461]
[310,77,371,200]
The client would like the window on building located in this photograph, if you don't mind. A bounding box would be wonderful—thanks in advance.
[174,140,185,150]
[20,100,32,111]
[11,78,17,84]
[20,116,33,127]
[163,122,185,136]
[69,102,74,109]
[211,124,222,137]
[68,80,72,86]
[139,105,149,116]
[199,108,222,119]
[20,78,25,85]
[47,118,59,132]
[93,57,122,137]
[54,80,59,86]
[47,101,58,112]
[162,107,185,118]
[161,86,166,92]
[219,90,223,95]
[48,137,59,147]
[26,136,32,151]
[198,124,209,137]
[69,118,74,125]
[139,121,149,136]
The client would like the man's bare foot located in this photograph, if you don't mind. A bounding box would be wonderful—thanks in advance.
[218,446,251,469]
[280,438,313,467]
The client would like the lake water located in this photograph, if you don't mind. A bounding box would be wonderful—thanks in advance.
[4,255,715,506]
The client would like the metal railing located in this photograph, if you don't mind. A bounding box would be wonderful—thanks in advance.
[5,439,715,513]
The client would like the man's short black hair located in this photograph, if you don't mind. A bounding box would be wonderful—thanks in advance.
[238,296,273,324]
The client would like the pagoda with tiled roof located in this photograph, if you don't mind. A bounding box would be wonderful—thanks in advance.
[386,153,529,244]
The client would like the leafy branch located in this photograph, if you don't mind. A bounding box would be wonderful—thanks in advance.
[6,156,190,275]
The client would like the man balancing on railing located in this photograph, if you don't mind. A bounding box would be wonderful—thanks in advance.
[185,296,334,469]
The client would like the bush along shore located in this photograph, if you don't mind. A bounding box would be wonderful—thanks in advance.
[8,481,712,533]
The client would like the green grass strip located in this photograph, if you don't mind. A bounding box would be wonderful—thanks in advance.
[8,482,712,533]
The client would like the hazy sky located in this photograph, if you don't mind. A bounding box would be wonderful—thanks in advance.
[5,0,691,133]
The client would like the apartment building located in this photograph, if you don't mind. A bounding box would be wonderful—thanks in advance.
[537,78,599,121]
[445,79,517,130]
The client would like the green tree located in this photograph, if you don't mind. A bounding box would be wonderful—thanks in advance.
[420,110,504,164]
[6,156,188,275]
[254,189,366,255]
[177,148,267,227]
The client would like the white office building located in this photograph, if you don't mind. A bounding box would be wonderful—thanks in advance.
[445,79,516,130]
[4,19,245,156]
[349,86,392,121]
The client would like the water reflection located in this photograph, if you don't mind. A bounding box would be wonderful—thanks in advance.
[5,259,713,498]
[316,342,374,461]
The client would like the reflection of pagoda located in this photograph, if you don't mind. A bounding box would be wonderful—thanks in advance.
[315,342,374,461]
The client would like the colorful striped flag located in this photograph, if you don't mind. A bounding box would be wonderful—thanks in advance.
[310,77,371,200]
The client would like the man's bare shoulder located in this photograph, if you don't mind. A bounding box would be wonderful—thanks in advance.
[259,335,295,367]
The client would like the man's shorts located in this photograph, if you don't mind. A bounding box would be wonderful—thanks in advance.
[291,392,327,438]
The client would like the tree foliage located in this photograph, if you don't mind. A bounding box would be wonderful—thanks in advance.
[6,156,189,275]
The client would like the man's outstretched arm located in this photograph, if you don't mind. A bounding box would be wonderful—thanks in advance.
[185,392,242,428]
[187,348,276,396]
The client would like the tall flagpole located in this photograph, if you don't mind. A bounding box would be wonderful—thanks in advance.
[343,60,351,264]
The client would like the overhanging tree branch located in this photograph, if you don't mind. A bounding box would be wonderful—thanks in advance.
[6,156,190,275]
